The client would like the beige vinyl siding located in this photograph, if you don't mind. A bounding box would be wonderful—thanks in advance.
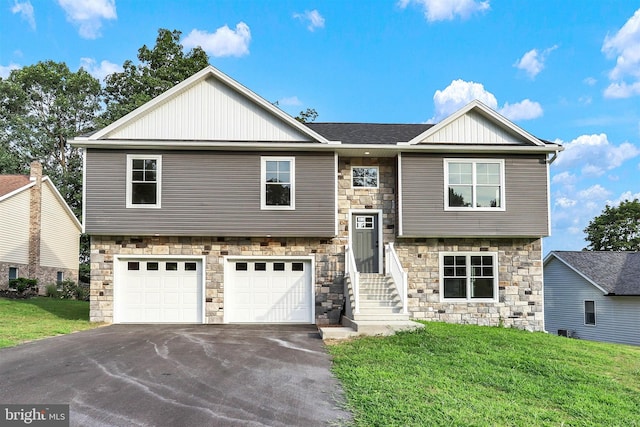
[400,153,549,237]
[40,183,80,269]
[0,189,30,264]
[544,258,640,346]
[107,77,313,142]
[85,150,336,236]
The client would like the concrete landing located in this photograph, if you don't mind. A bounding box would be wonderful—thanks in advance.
[319,320,424,341]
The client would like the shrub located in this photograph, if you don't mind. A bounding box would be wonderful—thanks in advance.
[8,278,38,294]
[58,280,90,301]
[79,263,90,284]
[45,283,61,298]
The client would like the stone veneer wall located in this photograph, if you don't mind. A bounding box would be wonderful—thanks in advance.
[90,236,347,325]
[0,261,77,294]
[395,237,544,331]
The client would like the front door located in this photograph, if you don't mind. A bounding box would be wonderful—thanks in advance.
[352,214,379,273]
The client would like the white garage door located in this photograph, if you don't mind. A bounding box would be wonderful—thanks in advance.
[115,258,203,323]
[225,259,313,323]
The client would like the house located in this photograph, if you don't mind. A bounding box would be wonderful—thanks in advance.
[0,161,82,292]
[72,65,561,331]
[544,251,640,346]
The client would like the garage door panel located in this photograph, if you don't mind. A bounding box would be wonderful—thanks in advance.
[116,259,203,323]
[226,259,313,324]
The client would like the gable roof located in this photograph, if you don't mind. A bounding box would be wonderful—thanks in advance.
[0,174,81,230]
[545,251,640,296]
[406,100,546,147]
[0,175,31,197]
[80,65,330,145]
[306,123,432,144]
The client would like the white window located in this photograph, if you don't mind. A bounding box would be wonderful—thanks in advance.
[8,267,18,281]
[261,157,295,210]
[444,159,505,211]
[56,271,64,284]
[352,166,379,188]
[126,155,162,208]
[440,252,498,302]
[584,300,596,326]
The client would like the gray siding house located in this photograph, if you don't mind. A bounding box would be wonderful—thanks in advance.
[73,65,561,331]
[544,251,640,346]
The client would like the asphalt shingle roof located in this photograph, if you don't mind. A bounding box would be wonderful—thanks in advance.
[550,251,640,295]
[306,123,433,144]
[0,175,30,197]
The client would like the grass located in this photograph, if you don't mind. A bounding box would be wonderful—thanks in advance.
[0,297,102,348]
[328,322,640,427]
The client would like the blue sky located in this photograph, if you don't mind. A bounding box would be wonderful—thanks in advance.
[2,0,640,253]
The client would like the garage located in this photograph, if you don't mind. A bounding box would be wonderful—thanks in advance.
[225,257,314,323]
[114,257,204,323]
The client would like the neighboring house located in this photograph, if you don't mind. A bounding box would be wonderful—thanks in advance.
[72,65,561,330]
[544,251,640,346]
[0,162,82,292]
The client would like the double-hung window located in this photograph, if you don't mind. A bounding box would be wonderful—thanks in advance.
[445,159,505,210]
[261,157,295,209]
[352,166,379,188]
[126,155,162,208]
[440,252,498,301]
[584,301,596,325]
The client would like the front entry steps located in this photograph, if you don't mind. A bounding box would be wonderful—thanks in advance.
[319,273,424,341]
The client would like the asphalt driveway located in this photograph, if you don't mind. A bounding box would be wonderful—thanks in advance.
[0,325,352,426]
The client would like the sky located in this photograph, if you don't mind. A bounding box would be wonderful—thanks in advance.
[1,0,640,254]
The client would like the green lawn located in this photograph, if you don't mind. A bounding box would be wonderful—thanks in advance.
[0,297,102,348]
[329,322,640,427]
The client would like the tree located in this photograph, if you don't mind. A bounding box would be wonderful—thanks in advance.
[0,61,101,217]
[584,199,640,251]
[295,108,318,123]
[101,28,209,125]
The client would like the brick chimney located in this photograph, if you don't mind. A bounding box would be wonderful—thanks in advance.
[28,161,42,280]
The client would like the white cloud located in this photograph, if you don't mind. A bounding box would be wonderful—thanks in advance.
[79,57,121,82]
[552,133,640,176]
[293,9,325,31]
[551,171,576,185]
[603,81,640,99]
[498,99,543,121]
[431,79,542,122]
[182,23,251,58]
[583,77,597,86]
[608,191,640,205]
[398,0,490,22]
[0,63,20,79]
[578,184,612,201]
[513,45,558,79]
[57,0,116,39]
[278,96,302,106]
[11,0,35,30]
[555,197,577,208]
[602,8,640,98]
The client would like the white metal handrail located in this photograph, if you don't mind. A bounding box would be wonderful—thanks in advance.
[385,242,408,314]
[345,244,360,314]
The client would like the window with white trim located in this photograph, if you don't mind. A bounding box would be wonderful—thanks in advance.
[440,253,498,301]
[8,267,18,281]
[444,159,505,210]
[126,155,162,208]
[261,157,295,209]
[352,166,379,188]
[584,300,596,325]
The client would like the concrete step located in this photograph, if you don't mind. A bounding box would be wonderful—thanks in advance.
[339,318,424,337]
[352,312,409,321]
[359,300,402,308]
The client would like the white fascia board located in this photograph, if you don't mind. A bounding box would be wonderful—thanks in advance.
[406,100,545,147]
[72,140,561,154]
[86,65,330,144]
[543,252,609,295]
[0,181,34,203]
